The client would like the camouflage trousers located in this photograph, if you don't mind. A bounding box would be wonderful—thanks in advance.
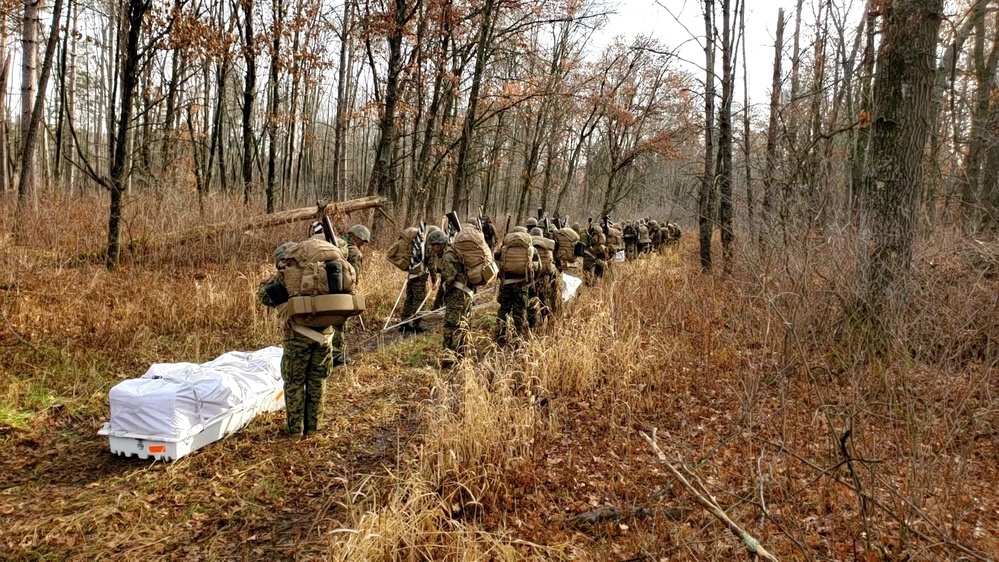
[328,324,348,365]
[402,274,429,328]
[442,286,473,360]
[495,281,529,345]
[582,258,605,285]
[625,240,638,260]
[528,273,561,328]
[282,328,331,434]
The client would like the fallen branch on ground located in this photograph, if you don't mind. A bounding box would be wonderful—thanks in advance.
[639,429,779,562]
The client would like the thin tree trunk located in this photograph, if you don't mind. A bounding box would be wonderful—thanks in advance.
[18,0,63,212]
[699,0,717,271]
[718,0,735,274]
[107,0,151,268]
[452,0,496,215]
[739,0,752,237]
[54,0,73,183]
[18,0,40,202]
[240,0,256,205]
[265,0,285,213]
[0,51,11,196]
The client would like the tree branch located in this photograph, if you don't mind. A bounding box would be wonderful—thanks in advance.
[639,429,780,562]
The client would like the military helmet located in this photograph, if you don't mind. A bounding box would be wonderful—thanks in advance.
[648,220,659,229]
[529,227,543,237]
[273,242,296,269]
[512,226,529,233]
[571,222,580,231]
[427,229,448,246]
[347,224,371,243]
[526,217,538,228]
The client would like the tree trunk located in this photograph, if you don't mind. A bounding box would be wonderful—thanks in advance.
[265,0,285,213]
[856,0,943,342]
[368,0,418,227]
[107,0,150,268]
[740,0,752,237]
[18,0,40,203]
[452,0,496,215]
[240,0,256,205]
[959,0,999,228]
[699,0,717,271]
[0,51,11,196]
[66,0,78,196]
[18,0,63,213]
[54,0,73,183]
[717,0,735,274]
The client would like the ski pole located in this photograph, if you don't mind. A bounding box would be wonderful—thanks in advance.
[383,281,407,330]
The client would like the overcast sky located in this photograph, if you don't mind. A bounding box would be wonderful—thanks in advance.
[593,0,835,108]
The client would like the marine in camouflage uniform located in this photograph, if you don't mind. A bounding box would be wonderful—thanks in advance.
[582,227,609,285]
[401,229,448,333]
[495,228,534,345]
[257,256,331,436]
[623,221,638,260]
[481,216,498,250]
[330,225,369,364]
[441,245,473,367]
[528,227,561,329]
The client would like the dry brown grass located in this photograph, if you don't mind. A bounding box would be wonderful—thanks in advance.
[1,191,997,560]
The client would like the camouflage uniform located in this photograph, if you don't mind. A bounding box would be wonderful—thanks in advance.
[401,273,428,330]
[582,229,609,285]
[330,242,364,363]
[441,246,473,364]
[495,240,534,345]
[258,275,330,435]
[623,222,638,260]
[531,267,562,328]
[428,251,446,310]
[481,219,498,250]
[496,281,530,344]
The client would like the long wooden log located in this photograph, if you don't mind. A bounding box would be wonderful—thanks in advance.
[149,196,386,248]
[75,196,386,263]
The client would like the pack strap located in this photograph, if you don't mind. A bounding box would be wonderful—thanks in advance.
[291,323,329,345]
[453,282,474,296]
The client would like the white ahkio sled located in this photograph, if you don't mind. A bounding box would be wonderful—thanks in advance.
[99,294,365,462]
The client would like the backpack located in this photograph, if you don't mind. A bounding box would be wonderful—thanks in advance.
[553,227,580,263]
[532,236,557,275]
[453,229,497,286]
[284,238,356,296]
[608,227,624,249]
[638,224,651,243]
[500,232,534,278]
[385,227,421,271]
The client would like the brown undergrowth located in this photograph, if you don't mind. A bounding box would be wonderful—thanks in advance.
[1,193,997,560]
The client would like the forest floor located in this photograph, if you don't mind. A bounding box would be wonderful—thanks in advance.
[1,197,997,561]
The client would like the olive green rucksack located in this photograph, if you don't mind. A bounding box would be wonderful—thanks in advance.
[283,238,356,296]
[500,231,535,279]
[453,228,498,286]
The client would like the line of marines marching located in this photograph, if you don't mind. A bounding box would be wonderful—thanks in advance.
[255,211,679,437]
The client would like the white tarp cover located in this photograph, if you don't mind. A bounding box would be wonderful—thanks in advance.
[109,347,284,439]
[561,273,582,303]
